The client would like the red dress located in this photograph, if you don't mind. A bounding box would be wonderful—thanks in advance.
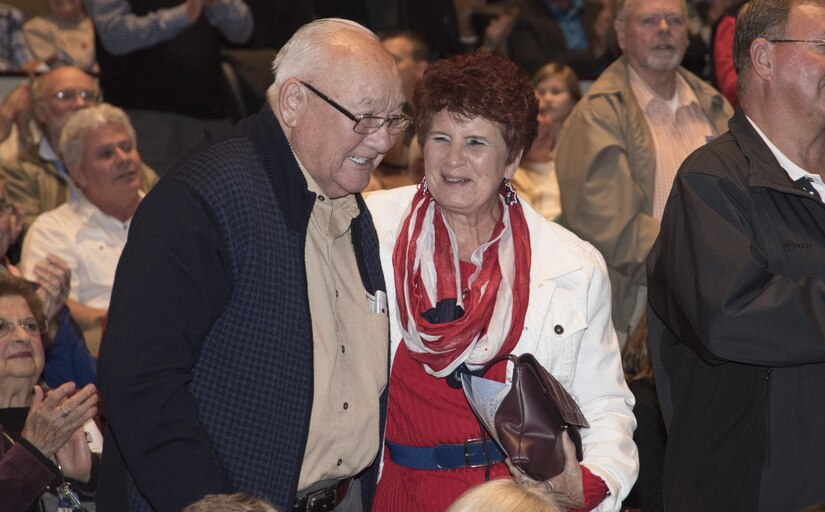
[372,340,512,512]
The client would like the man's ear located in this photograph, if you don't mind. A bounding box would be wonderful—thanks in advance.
[32,99,48,124]
[67,163,86,189]
[415,61,429,78]
[750,38,775,82]
[278,79,307,128]
[614,19,626,52]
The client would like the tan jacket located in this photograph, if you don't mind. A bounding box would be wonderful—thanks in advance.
[555,57,732,334]
[0,143,158,233]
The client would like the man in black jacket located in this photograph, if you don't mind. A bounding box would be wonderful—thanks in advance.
[647,0,825,510]
[97,18,405,512]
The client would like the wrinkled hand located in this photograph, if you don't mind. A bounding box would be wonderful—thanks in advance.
[54,426,92,483]
[507,432,584,511]
[33,254,71,324]
[20,383,98,460]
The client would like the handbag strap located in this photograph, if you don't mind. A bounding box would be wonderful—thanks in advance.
[483,353,590,429]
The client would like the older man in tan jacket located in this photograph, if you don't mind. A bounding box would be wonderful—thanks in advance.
[555,0,732,342]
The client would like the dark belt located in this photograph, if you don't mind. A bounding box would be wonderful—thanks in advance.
[386,438,505,470]
[293,478,351,512]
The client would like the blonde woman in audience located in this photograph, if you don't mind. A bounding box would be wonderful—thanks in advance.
[510,63,581,224]
[447,479,561,512]
[23,0,97,72]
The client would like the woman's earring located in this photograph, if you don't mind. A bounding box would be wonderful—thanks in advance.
[420,176,429,193]
[503,179,517,206]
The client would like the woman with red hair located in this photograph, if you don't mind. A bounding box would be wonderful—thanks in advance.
[366,51,637,511]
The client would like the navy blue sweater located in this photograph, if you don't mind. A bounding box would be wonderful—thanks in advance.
[98,107,387,511]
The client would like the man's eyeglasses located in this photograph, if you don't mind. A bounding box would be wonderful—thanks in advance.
[0,318,48,339]
[50,89,100,103]
[768,39,825,53]
[299,81,412,135]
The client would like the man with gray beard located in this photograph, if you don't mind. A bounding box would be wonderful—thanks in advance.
[555,0,732,343]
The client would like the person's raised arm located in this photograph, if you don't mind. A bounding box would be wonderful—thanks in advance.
[203,0,253,45]
[85,0,201,55]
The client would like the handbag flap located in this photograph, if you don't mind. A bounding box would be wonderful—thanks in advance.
[519,353,590,429]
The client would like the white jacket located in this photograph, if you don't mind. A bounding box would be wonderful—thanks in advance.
[366,186,639,511]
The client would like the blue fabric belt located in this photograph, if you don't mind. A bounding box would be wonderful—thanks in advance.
[386,439,505,470]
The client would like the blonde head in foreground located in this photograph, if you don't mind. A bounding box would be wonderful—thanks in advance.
[447,478,561,512]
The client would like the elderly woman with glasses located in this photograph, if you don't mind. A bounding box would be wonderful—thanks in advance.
[0,180,96,390]
[366,50,638,512]
[0,275,99,511]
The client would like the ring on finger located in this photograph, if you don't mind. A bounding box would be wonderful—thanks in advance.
[59,406,70,418]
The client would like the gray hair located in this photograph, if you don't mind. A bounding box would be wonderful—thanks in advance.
[616,0,687,21]
[734,0,825,96]
[266,18,377,99]
[59,103,136,168]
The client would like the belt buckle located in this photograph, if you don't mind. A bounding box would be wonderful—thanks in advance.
[300,486,337,512]
[463,437,487,468]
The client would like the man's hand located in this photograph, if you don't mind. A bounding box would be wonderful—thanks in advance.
[32,254,72,324]
[0,81,32,142]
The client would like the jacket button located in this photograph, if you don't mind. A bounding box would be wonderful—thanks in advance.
[554,325,564,335]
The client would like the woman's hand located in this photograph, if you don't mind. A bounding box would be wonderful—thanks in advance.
[20,383,98,460]
[54,427,92,483]
[507,431,585,510]
[32,254,72,324]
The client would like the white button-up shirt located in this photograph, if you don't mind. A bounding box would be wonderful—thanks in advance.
[20,191,139,309]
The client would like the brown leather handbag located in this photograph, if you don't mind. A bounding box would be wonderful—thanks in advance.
[464,353,590,481]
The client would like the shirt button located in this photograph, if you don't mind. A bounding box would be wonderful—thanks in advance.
[337,459,343,466]
[554,325,564,335]
[343,402,349,410]
[341,345,346,353]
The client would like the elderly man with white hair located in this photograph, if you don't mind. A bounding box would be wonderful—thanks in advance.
[20,103,143,332]
[97,17,406,512]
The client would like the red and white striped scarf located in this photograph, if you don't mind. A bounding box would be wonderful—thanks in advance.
[392,182,531,377]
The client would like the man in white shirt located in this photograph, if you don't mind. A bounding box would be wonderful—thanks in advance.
[21,103,143,332]
[648,0,825,509]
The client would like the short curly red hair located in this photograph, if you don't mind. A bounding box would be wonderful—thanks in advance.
[413,50,538,164]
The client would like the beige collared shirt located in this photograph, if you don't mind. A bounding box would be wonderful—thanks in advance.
[629,67,718,220]
[295,161,389,491]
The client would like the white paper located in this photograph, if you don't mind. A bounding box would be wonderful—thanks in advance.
[461,373,511,446]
